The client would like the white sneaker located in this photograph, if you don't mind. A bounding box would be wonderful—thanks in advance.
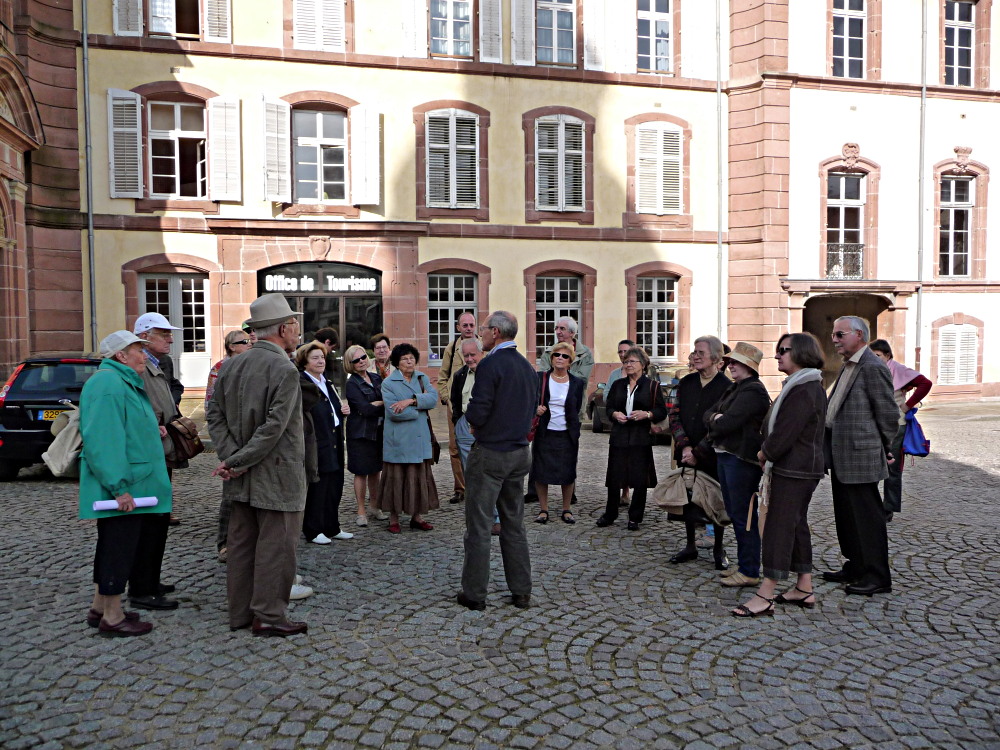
[371,509,388,521]
[356,515,368,527]
[289,583,314,600]
[332,531,354,540]
[309,533,332,545]
[294,574,302,585]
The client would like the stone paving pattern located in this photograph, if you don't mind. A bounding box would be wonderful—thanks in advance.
[1,402,999,749]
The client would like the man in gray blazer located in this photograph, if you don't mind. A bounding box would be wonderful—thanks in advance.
[822,316,900,596]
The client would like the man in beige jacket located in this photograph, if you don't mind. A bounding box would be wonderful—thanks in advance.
[206,294,308,637]
[436,312,479,504]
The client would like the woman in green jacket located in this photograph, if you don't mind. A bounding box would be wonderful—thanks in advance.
[79,331,172,637]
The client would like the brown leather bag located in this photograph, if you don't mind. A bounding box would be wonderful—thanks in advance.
[166,416,205,461]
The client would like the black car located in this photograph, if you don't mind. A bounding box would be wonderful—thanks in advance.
[0,353,101,480]
[586,370,678,445]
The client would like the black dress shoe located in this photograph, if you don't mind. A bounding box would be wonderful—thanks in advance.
[449,492,464,505]
[130,594,179,610]
[524,493,538,503]
[626,521,639,531]
[158,583,176,595]
[845,582,892,596]
[251,618,308,637]
[669,548,698,564]
[595,515,614,527]
[510,594,531,609]
[821,569,857,584]
[714,553,730,571]
[456,592,486,611]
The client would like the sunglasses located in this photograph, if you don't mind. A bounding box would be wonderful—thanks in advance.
[234,339,251,346]
[551,352,572,360]
[832,331,854,339]
[350,354,369,364]
[776,347,792,355]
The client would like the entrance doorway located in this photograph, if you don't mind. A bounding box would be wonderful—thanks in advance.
[803,294,889,387]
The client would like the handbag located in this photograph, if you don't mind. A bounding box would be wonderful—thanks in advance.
[42,405,82,478]
[901,407,930,457]
[647,379,669,435]
[166,415,205,461]
[527,373,548,442]
[419,376,441,463]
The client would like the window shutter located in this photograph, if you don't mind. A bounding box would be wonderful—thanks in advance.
[402,1,428,58]
[636,124,682,215]
[107,89,143,199]
[351,105,381,205]
[957,326,978,383]
[321,0,346,51]
[294,0,319,49]
[583,0,607,71]
[512,0,535,65]
[207,97,241,202]
[263,97,291,202]
[149,0,176,35]
[454,115,479,207]
[113,0,143,36]
[480,0,503,63]
[203,0,232,43]
[535,120,560,209]
[426,114,452,207]
[616,3,638,74]
[562,121,584,211]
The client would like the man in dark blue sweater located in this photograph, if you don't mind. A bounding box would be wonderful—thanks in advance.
[457,311,537,611]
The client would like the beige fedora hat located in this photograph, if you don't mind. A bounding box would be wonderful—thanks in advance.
[243,293,302,329]
[725,341,764,373]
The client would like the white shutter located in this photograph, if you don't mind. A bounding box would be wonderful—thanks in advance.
[321,0,346,51]
[402,1,428,58]
[149,0,176,35]
[480,0,503,63]
[636,124,681,215]
[535,119,560,209]
[957,326,978,383]
[351,106,381,205]
[512,0,535,65]
[107,89,143,199]
[426,111,479,209]
[615,2,638,74]
[263,97,291,203]
[562,121,584,211]
[938,324,978,385]
[113,0,143,36]
[426,115,452,207]
[207,98,241,202]
[203,0,232,43]
[583,0,607,71]
[294,0,319,49]
[454,115,479,207]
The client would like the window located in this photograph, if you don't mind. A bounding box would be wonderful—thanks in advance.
[832,0,865,78]
[536,0,575,64]
[940,176,973,276]
[938,323,978,384]
[431,0,472,57]
[534,276,580,361]
[826,172,865,279]
[293,110,347,203]
[536,115,584,212]
[113,0,231,42]
[149,102,207,198]
[635,277,677,361]
[635,122,682,215]
[293,0,346,52]
[945,0,975,86]
[426,110,479,208]
[428,274,476,363]
[637,0,671,72]
[140,274,211,386]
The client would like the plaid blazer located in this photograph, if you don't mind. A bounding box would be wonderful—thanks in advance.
[826,347,899,484]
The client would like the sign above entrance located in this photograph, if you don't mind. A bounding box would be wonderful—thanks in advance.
[259,262,381,295]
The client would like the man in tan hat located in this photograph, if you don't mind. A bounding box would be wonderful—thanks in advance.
[206,293,309,637]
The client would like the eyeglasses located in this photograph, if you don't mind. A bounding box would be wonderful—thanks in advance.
[350,354,369,364]
[233,339,251,346]
[832,331,854,339]
[624,359,642,366]
[551,352,572,360]
[776,347,792,356]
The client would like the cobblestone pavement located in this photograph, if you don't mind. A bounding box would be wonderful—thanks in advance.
[2,402,999,749]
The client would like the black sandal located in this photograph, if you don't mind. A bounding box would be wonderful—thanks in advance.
[774,586,816,609]
[561,510,576,524]
[732,593,775,618]
[534,510,549,524]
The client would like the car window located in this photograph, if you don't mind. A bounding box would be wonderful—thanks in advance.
[7,363,99,397]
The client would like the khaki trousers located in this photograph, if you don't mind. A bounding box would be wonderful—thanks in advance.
[446,404,465,494]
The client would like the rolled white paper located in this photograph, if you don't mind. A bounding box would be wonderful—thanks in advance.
[92,496,159,512]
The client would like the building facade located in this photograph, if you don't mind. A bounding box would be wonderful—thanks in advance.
[3,0,998,400]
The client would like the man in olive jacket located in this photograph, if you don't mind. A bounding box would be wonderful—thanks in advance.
[206,294,308,637]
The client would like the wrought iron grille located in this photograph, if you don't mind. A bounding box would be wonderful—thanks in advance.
[826,243,864,279]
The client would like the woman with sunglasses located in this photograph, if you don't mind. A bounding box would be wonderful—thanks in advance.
[733,333,826,617]
[344,344,386,527]
[531,341,586,525]
[596,346,667,531]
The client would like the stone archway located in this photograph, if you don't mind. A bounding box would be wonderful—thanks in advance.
[803,293,891,386]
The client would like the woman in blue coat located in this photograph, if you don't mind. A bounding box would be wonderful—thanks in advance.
[377,343,439,533]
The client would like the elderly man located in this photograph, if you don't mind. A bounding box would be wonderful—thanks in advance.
[823,316,900,596]
[127,312,184,611]
[457,311,537,611]
[437,312,480,505]
[539,316,594,390]
[206,294,309,636]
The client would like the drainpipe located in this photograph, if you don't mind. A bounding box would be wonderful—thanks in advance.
[81,1,98,350]
[715,0,725,340]
[914,0,928,370]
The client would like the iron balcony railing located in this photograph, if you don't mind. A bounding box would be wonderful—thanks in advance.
[826,243,864,279]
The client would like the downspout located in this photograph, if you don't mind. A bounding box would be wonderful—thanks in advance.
[715,0,725,339]
[81,1,98,351]
[914,0,928,370]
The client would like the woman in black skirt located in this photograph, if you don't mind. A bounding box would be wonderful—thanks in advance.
[344,344,385,527]
[596,346,667,531]
[531,342,586,525]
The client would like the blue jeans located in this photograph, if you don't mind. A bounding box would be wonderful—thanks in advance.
[716,452,762,578]
[457,416,498,525]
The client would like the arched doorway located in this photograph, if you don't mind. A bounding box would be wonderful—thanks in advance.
[803,294,890,386]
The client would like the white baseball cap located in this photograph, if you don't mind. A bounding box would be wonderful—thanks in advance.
[133,312,181,333]
[100,330,150,358]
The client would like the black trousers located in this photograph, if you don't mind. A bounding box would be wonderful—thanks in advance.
[94,513,166,596]
[603,486,648,524]
[761,474,819,580]
[302,468,344,540]
[830,471,892,587]
[127,513,170,597]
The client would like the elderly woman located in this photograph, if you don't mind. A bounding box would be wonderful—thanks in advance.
[79,331,172,636]
[734,333,827,617]
[532,341,586,525]
[704,342,771,588]
[595,346,667,531]
[296,342,352,545]
[667,335,732,567]
[344,343,386,526]
[377,343,439,533]
[370,333,395,381]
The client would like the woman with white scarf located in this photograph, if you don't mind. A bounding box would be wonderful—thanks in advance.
[733,333,827,618]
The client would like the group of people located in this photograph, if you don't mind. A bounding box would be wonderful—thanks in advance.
[78,291,926,636]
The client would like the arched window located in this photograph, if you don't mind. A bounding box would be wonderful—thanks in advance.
[818,145,881,279]
[934,150,989,279]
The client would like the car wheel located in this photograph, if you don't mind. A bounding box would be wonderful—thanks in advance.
[0,461,22,481]
[591,410,604,433]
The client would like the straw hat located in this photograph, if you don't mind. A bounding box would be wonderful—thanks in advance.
[242,293,302,329]
[725,341,763,373]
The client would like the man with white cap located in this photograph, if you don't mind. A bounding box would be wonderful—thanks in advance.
[206,293,309,637]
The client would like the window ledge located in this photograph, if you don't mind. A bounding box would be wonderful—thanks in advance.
[281,203,361,218]
[525,208,594,225]
[417,206,489,222]
[623,212,693,229]
[135,198,219,214]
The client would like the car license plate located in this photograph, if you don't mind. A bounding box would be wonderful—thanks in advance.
[39,409,65,421]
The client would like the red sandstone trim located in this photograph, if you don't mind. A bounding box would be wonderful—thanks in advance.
[521,106,595,225]
[624,261,692,364]
[932,156,989,280]
[622,113,693,229]
[523,259,596,365]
